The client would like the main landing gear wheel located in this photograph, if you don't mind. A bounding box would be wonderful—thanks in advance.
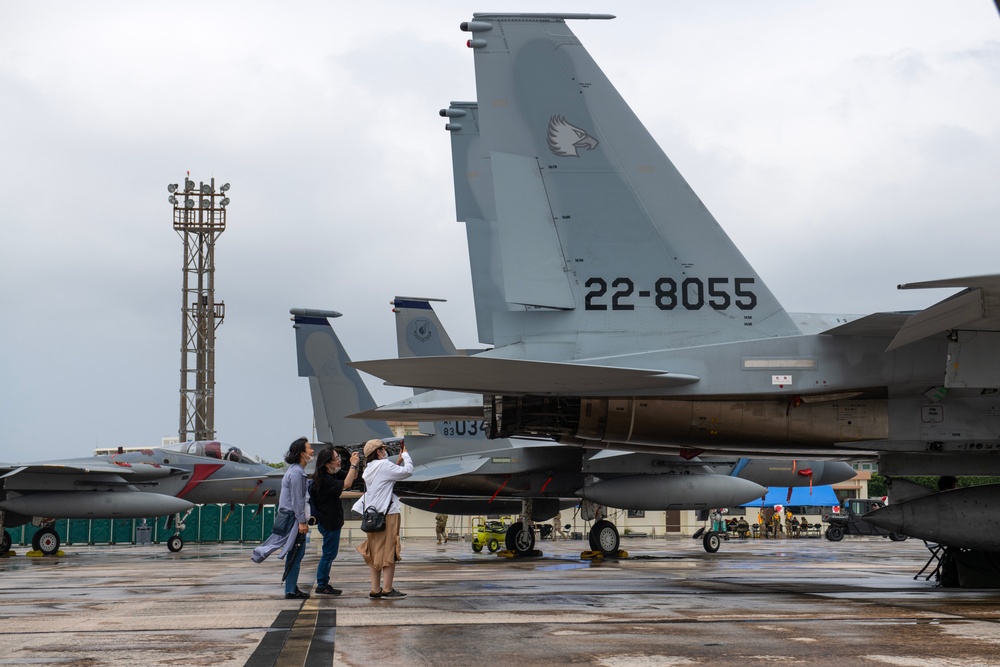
[889,532,909,542]
[703,531,721,553]
[505,521,536,556]
[589,519,620,557]
[167,535,184,553]
[35,527,60,556]
[825,526,844,542]
[0,530,11,556]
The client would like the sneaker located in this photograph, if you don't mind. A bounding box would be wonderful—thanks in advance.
[285,590,310,599]
[316,585,342,596]
[369,589,383,598]
[381,588,407,599]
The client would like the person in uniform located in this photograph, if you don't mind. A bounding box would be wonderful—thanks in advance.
[435,513,449,544]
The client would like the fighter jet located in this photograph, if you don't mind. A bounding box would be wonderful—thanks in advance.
[350,13,1000,560]
[294,303,854,554]
[0,441,282,555]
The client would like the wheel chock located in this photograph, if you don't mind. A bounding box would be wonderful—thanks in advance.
[498,549,544,558]
[0,550,15,558]
[580,549,629,560]
[26,550,65,558]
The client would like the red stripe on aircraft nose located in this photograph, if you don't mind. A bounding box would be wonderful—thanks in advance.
[177,463,225,498]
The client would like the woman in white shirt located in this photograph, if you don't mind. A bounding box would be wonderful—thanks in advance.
[355,438,413,599]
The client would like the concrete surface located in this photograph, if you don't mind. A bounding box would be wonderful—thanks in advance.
[1,534,999,666]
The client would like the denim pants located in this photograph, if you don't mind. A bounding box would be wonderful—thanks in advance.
[284,534,307,594]
[316,524,342,588]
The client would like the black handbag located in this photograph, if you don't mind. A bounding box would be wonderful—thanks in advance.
[272,508,295,536]
[360,506,386,533]
[360,495,390,533]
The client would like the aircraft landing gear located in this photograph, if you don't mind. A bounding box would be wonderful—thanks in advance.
[33,526,61,556]
[505,520,536,556]
[589,519,621,557]
[507,498,541,557]
[0,529,11,556]
[165,508,193,553]
[703,531,722,553]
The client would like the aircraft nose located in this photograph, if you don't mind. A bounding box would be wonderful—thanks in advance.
[812,461,858,486]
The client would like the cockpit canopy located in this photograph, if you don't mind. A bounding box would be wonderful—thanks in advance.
[164,440,263,464]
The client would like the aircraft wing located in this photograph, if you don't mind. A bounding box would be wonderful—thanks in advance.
[351,356,699,396]
[1,461,148,478]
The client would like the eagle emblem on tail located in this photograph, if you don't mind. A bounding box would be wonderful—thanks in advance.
[547,115,599,157]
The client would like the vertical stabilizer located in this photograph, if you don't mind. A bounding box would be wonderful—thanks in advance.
[290,309,393,444]
[391,297,460,359]
[443,102,522,345]
[456,14,799,356]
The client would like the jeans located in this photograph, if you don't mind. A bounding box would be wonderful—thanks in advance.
[284,533,308,594]
[316,525,342,588]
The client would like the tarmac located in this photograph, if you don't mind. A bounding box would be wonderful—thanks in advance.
[2,533,1000,667]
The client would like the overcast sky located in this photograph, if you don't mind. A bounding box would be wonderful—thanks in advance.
[2,1,999,462]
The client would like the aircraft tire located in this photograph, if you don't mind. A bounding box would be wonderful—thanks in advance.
[487,538,500,553]
[0,530,11,555]
[826,526,844,542]
[590,519,620,557]
[888,532,909,542]
[505,521,536,555]
[36,528,60,556]
[703,531,721,553]
[31,530,42,552]
[167,535,184,553]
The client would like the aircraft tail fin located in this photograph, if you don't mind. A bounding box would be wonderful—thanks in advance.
[391,297,461,359]
[442,102,521,345]
[290,309,394,445]
[450,14,798,355]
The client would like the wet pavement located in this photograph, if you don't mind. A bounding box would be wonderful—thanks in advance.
[2,534,1000,666]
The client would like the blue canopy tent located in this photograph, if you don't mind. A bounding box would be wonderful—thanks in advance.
[740,485,840,509]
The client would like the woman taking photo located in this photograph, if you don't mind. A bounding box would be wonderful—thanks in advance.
[354,438,412,599]
[310,445,359,595]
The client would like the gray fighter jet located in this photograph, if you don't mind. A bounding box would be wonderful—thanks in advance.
[351,14,1000,559]
[294,304,854,554]
[0,441,282,555]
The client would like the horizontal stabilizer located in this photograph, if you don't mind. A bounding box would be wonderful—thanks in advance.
[887,274,1000,351]
[820,312,911,338]
[351,356,699,396]
[350,390,485,422]
[407,457,492,483]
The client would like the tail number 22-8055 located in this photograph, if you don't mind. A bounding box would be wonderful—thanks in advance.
[584,277,757,311]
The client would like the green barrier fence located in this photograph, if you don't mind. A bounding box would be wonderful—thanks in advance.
[9,505,275,546]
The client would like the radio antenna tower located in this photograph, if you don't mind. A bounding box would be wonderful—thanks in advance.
[167,176,231,442]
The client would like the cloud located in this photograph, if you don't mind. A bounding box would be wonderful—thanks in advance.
[1,0,998,459]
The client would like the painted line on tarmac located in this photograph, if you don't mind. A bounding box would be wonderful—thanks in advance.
[244,601,336,667]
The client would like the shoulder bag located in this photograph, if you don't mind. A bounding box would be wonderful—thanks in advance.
[360,493,390,533]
